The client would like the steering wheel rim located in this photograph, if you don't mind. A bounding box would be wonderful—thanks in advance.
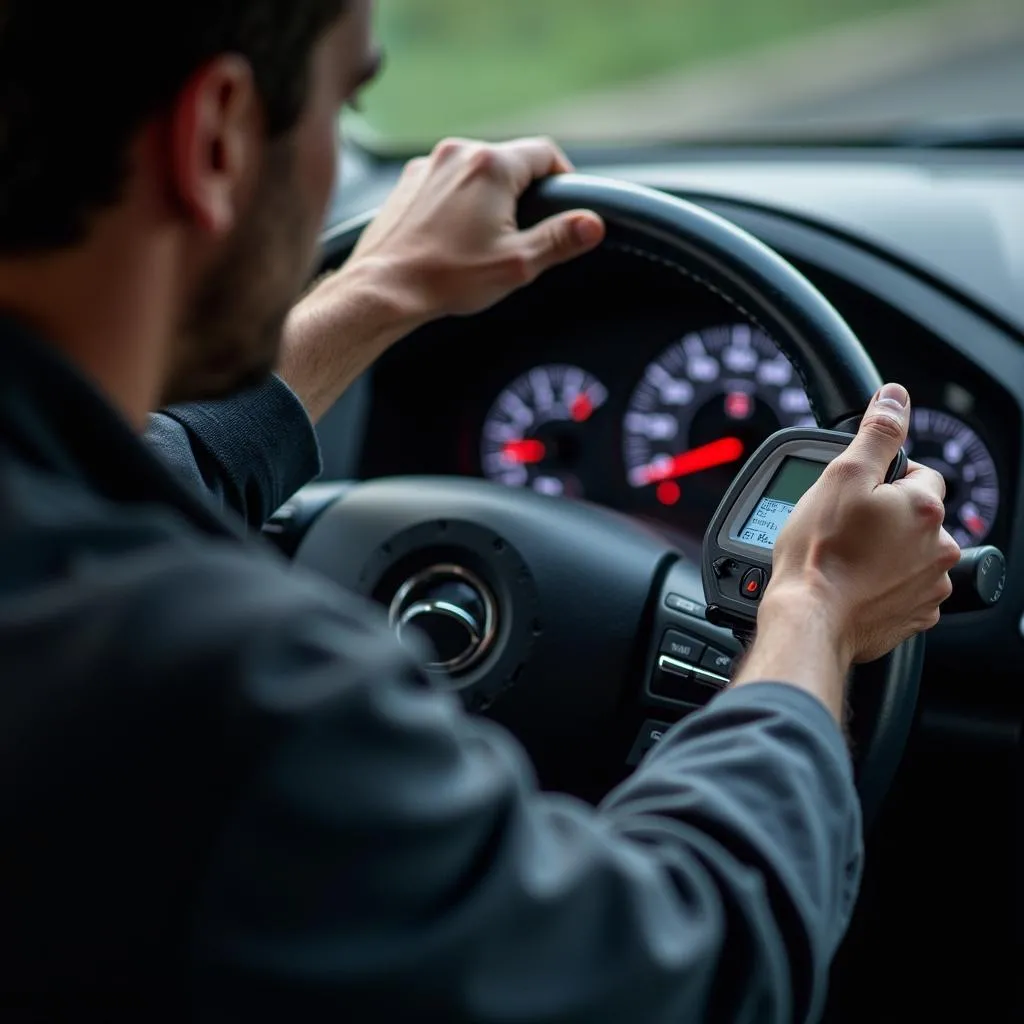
[313,173,922,827]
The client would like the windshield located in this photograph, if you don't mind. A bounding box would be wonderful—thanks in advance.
[356,0,1024,147]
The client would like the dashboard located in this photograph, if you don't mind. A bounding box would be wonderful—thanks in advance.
[316,143,1024,734]
[315,144,1024,1020]
[357,239,1017,562]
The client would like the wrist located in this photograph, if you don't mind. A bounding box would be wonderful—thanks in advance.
[760,579,854,665]
[278,259,431,423]
[304,256,431,344]
[734,582,853,722]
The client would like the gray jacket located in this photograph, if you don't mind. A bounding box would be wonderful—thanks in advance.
[0,315,861,1023]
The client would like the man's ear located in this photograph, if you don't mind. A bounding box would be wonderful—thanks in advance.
[165,55,263,237]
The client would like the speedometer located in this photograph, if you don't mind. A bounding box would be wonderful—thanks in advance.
[623,323,813,537]
[906,408,1000,548]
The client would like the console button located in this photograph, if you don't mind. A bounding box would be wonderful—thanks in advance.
[740,568,766,601]
[665,593,705,618]
[657,655,692,679]
[651,660,719,705]
[701,647,735,677]
[659,629,706,664]
[627,720,672,766]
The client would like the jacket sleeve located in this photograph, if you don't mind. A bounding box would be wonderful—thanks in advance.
[188,562,863,1024]
[144,375,322,527]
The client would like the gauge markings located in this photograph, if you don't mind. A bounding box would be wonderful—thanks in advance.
[905,407,1000,548]
[481,364,608,497]
[622,323,813,539]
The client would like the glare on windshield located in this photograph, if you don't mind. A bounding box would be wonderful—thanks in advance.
[357,0,1024,145]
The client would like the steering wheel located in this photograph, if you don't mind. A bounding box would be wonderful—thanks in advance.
[296,174,923,825]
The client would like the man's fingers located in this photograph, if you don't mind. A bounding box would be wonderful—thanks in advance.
[496,136,575,189]
[897,461,950,530]
[429,136,573,194]
[842,383,911,482]
[516,210,606,277]
[901,459,947,501]
[402,156,429,181]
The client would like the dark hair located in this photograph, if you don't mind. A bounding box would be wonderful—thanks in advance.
[0,1,348,254]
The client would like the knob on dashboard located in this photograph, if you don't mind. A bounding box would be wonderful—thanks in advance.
[944,545,1006,615]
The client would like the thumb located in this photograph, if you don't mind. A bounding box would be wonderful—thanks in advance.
[844,382,911,481]
[517,210,605,274]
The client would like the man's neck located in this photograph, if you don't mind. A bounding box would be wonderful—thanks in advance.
[0,223,178,430]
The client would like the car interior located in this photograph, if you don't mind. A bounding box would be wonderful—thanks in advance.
[264,7,1023,1020]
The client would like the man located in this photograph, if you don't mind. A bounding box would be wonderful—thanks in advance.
[0,2,960,1022]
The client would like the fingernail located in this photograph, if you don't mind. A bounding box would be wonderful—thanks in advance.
[876,383,909,410]
[573,215,604,247]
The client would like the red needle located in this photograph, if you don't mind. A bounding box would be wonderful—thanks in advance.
[641,437,745,485]
[964,513,985,538]
[503,439,546,464]
[570,394,593,422]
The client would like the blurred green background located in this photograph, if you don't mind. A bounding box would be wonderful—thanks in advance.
[360,0,940,142]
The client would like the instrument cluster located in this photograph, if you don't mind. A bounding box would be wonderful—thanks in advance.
[477,322,1002,549]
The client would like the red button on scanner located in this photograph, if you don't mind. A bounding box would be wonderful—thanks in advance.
[740,568,766,601]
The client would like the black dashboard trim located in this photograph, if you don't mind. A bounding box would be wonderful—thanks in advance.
[668,189,1024,346]
[694,199,1024,410]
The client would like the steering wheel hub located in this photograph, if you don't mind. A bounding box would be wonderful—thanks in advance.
[390,564,498,675]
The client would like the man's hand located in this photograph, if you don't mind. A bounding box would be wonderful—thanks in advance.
[279,138,605,421]
[734,383,961,721]
[347,137,606,319]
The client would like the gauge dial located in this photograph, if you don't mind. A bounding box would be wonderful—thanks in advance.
[623,323,813,536]
[906,407,1000,548]
[481,364,608,498]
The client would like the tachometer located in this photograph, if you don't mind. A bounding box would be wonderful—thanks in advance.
[481,364,608,498]
[623,323,813,537]
[906,408,1000,548]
